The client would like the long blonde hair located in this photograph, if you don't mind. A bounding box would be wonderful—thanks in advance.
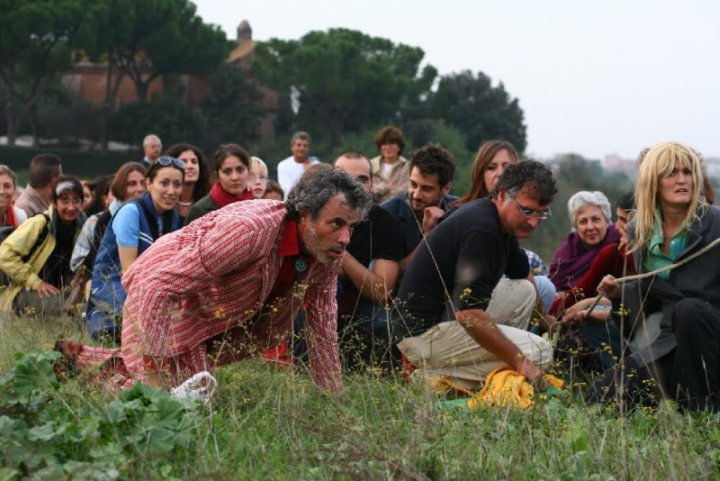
[630,141,706,253]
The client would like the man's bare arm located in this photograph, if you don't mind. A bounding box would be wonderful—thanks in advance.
[341,252,398,304]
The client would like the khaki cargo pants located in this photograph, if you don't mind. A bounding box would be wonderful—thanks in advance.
[397,279,553,389]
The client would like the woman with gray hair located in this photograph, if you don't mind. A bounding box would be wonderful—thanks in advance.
[549,190,620,290]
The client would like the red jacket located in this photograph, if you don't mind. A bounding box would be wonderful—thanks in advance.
[550,242,635,315]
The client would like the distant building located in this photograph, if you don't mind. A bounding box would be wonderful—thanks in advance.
[602,153,720,183]
[704,157,720,180]
[226,20,278,145]
[602,154,637,177]
[60,20,277,146]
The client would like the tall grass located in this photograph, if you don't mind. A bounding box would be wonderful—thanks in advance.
[0,315,718,480]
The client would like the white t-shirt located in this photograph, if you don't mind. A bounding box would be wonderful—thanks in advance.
[276,156,320,199]
[13,206,27,225]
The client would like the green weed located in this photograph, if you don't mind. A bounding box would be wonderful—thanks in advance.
[0,316,717,480]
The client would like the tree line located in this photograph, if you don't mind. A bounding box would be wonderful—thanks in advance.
[0,0,525,172]
[0,0,642,259]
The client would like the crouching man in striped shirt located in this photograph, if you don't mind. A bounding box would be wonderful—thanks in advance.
[56,168,372,396]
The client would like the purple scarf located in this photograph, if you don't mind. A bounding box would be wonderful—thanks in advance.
[549,224,621,290]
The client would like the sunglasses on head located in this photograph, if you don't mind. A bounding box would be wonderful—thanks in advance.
[154,156,185,170]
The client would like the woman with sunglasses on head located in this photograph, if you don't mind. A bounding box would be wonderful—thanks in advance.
[184,144,254,225]
[0,177,85,316]
[164,143,210,219]
[71,163,147,274]
[86,157,183,341]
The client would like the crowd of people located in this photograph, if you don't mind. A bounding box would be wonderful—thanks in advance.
[1,130,718,412]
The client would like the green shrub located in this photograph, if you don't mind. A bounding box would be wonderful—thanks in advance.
[0,146,135,178]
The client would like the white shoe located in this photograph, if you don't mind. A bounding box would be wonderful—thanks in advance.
[170,371,217,405]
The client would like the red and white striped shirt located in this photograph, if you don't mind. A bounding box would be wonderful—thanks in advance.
[116,200,342,391]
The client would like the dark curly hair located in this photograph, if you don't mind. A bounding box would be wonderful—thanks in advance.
[285,168,372,222]
[491,160,557,206]
[409,144,455,187]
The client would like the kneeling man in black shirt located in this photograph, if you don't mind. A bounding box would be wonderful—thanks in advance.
[394,161,557,389]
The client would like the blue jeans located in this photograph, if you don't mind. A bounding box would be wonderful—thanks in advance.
[578,320,621,370]
[534,275,556,313]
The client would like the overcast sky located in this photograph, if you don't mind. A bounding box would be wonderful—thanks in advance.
[193,0,719,160]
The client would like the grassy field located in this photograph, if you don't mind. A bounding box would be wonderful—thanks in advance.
[1,315,718,481]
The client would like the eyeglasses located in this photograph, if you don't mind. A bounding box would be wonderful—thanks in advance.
[511,197,551,220]
[154,156,185,170]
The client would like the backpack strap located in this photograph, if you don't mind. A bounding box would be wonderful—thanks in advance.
[136,199,161,241]
[21,213,50,263]
[82,210,113,271]
[161,209,174,236]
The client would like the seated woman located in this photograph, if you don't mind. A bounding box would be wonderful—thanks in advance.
[0,177,85,316]
[551,191,637,319]
[184,144,253,225]
[67,163,147,313]
[596,142,720,411]
[451,140,557,312]
[547,192,636,370]
[165,143,210,219]
[71,163,148,274]
[0,165,27,230]
[86,158,183,340]
[549,191,620,291]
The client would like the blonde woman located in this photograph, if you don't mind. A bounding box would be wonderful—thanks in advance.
[597,142,720,411]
